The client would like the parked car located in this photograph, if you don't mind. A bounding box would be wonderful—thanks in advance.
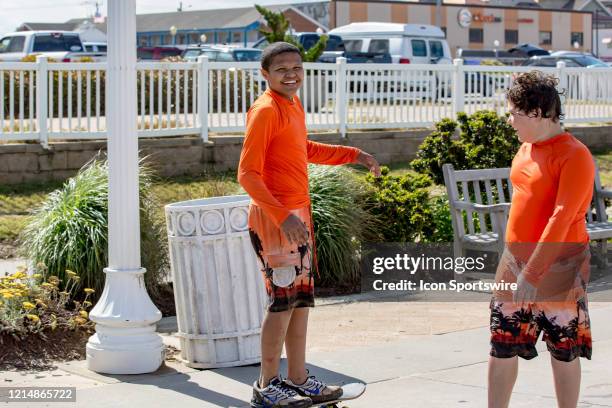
[522,53,608,67]
[137,46,184,60]
[182,45,262,62]
[508,43,550,58]
[0,31,105,62]
[328,22,452,65]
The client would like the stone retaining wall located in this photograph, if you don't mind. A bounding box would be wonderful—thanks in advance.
[1,126,610,185]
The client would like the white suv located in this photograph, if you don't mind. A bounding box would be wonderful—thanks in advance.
[0,31,92,62]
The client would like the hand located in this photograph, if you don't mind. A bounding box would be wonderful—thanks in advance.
[280,214,309,246]
[513,274,537,304]
[356,151,381,177]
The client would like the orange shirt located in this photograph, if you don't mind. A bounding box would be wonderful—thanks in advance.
[238,89,360,227]
[505,132,595,286]
[506,132,595,244]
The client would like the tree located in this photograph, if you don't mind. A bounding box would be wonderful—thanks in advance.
[255,4,328,62]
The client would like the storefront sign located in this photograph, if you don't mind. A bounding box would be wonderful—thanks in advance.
[458,8,472,28]
[472,12,502,23]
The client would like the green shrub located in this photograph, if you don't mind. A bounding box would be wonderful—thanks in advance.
[20,158,168,301]
[308,164,377,287]
[364,167,436,242]
[411,110,520,184]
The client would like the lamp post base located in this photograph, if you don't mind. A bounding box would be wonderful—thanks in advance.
[86,267,164,374]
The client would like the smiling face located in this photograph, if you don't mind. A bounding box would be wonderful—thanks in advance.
[261,51,304,100]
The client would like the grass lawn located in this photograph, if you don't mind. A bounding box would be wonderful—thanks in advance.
[1,149,611,257]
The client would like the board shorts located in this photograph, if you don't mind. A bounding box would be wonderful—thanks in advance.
[489,297,592,362]
[248,204,315,313]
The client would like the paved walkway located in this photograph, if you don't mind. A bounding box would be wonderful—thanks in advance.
[2,286,612,408]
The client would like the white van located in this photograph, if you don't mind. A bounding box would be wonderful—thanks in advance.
[329,22,451,64]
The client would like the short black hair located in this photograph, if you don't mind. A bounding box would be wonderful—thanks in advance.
[261,42,301,71]
[506,71,564,121]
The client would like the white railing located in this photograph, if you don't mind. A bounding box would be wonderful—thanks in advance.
[1,56,612,145]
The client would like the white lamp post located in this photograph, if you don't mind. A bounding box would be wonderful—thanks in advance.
[493,39,500,59]
[200,33,207,44]
[86,0,164,375]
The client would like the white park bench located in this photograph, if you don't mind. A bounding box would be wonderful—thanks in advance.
[442,162,612,266]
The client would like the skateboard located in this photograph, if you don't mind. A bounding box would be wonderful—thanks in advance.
[318,382,366,408]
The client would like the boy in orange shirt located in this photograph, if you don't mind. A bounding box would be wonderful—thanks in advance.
[238,42,380,408]
[488,71,595,408]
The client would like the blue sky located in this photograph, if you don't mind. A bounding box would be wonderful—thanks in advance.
[0,0,324,36]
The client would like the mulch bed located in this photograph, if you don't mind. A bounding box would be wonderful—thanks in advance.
[0,328,181,371]
[0,329,94,371]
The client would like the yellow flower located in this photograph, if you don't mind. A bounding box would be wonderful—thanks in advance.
[41,282,54,289]
[84,288,95,294]
[79,310,88,318]
[74,317,87,325]
[13,272,27,280]
[22,301,36,310]
[83,301,92,307]
[59,291,70,296]
[32,274,42,279]
[73,276,81,282]
[35,299,47,308]
[26,314,40,322]
[66,270,78,278]
[2,293,14,299]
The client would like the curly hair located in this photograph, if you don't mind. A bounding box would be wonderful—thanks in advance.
[506,71,564,122]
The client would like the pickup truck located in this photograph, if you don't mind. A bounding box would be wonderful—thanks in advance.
[0,31,106,62]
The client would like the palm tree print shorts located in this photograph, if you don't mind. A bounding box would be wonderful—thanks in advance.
[248,204,314,313]
[489,298,592,362]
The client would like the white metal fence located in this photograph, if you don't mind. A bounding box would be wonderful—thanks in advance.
[1,56,612,145]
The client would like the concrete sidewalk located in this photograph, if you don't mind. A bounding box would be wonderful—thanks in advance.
[2,291,612,408]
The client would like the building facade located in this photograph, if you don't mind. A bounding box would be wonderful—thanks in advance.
[330,0,593,55]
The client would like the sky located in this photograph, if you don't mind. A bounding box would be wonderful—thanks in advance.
[0,0,325,36]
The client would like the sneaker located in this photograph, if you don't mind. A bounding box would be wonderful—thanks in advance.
[251,376,313,408]
[284,372,343,404]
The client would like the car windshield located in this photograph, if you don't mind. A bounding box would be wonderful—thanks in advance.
[573,55,607,67]
[183,49,201,60]
[232,50,262,61]
[325,36,344,51]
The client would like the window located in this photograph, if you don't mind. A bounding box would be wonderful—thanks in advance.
[429,40,444,58]
[325,36,345,52]
[412,39,427,57]
[368,39,389,53]
[232,32,242,43]
[0,37,10,53]
[571,32,583,47]
[216,51,234,62]
[33,34,82,52]
[98,45,107,52]
[539,31,552,45]
[6,36,25,53]
[344,39,362,52]
[505,30,518,44]
[469,28,484,43]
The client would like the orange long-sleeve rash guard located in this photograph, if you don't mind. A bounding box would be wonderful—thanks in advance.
[238,89,361,227]
[505,132,595,285]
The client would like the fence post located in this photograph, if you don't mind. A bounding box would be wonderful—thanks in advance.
[556,60,567,120]
[335,57,347,138]
[36,56,49,148]
[197,55,209,142]
[452,58,464,118]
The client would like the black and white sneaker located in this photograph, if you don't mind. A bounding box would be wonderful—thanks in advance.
[283,372,343,404]
[251,376,313,408]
